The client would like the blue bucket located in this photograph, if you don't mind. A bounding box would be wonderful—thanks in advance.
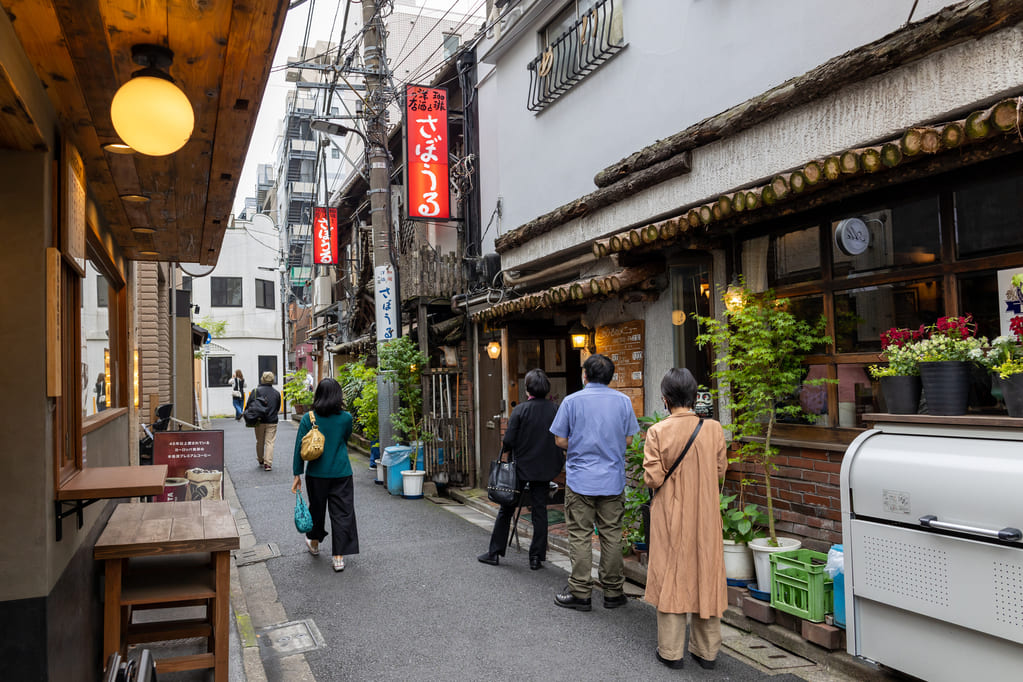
[382,446,414,496]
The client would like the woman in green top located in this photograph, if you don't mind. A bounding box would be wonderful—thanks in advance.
[292,378,360,572]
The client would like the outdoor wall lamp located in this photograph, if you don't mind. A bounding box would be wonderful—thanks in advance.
[569,323,592,351]
[486,341,502,359]
[110,44,194,156]
[724,281,745,312]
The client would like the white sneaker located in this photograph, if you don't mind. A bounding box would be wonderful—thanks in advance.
[305,538,319,556]
[332,556,345,572]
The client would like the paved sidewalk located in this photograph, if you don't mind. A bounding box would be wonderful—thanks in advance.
[219,417,883,681]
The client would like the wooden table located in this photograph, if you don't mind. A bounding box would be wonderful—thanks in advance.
[95,500,239,679]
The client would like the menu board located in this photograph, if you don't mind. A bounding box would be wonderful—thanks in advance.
[594,320,644,417]
[153,430,225,502]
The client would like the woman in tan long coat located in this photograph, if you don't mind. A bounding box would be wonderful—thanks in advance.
[643,368,728,670]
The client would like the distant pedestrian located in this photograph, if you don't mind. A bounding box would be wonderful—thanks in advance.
[478,368,564,570]
[643,368,728,670]
[95,373,107,412]
[291,378,360,573]
[229,369,245,420]
[550,353,639,611]
[249,372,281,471]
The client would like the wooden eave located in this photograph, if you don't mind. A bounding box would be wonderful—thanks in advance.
[3,0,288,265]
[471,263,665,324]
[594,98,1023,259]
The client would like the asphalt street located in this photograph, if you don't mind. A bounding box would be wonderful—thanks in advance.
[222,416,804,681]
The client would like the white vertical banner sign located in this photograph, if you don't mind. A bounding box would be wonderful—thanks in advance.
[997,267,1023,336]
[375,264,396,342]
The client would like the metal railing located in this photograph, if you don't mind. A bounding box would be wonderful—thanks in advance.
[526,0,623,112]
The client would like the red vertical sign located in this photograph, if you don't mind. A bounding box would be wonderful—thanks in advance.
[405,85,450,220]
[313,206,337,265]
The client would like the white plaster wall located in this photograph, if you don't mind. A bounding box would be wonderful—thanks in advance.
[502,22,1023,269]
[477,0,951,246]
[191,223,283,417]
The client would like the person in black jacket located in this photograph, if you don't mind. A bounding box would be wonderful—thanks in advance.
[478,368,565,570]
[249,371,282,471]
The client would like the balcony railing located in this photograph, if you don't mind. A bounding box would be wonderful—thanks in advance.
[526,0,624,112]
[398,245,465,301]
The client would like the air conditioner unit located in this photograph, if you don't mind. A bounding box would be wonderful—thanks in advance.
[313,276,333,311]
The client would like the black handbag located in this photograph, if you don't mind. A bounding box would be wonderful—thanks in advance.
[487,453,519,506]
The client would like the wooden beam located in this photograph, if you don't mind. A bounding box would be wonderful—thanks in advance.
[201,0,289,264]
[0,62,46,151]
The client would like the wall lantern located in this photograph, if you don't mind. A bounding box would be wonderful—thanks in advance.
[569,322,592,350]
[110,44,194,157]
[724,281,745,312]
[486,341,502,359]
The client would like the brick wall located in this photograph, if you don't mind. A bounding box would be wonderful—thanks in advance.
[136,262,173,421]
[723,444,843,553]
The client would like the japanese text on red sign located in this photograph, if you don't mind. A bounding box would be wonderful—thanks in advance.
[405,86,449,220]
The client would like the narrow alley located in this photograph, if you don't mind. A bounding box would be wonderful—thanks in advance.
[223,418,867,681]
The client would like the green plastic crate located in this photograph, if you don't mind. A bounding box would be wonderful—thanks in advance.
[769,549,833,622]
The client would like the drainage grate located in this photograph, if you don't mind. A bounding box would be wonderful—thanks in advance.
[234,542,280,566]
[727,636,814,670]
[257,619,325,659]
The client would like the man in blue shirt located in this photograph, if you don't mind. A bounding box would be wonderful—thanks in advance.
[550,353,639,611]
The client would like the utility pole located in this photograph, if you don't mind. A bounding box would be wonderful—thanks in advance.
[363,0,397,453]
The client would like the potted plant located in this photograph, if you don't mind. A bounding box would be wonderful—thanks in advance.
[378,337,431,498]
[720,491,766,582]
[988,310,1023,417]
[868,326,924,414]
[282,369,314,414]
[697,281,833,592]
[915,315,988,415]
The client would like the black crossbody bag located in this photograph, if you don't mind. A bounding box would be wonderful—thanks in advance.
[649,418,704,502]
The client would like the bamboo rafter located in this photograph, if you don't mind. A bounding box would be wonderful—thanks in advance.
[470,263,664,323]
[595,97,1023,258]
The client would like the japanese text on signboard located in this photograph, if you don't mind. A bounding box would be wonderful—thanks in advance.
[405,85,449,220]
[375,264,396,341]
[313,207,338,265]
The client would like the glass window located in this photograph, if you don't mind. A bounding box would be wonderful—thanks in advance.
[670,264,713,387]
[834,280,943,353]
[258,355,278,381]
[256,279,275,309]
[331,148,340,159]
[442,32,460,60]
[207,357,233,388]
[957,270,1001,339]
[181,275,192,291]
[96,274,109,307]
[211,277,242,307]
[84,264,111,416]
[832,197,941,277]
[956,173,1023,257]
[767,226,820,287]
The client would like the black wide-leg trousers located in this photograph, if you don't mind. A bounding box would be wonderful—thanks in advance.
[305,475,360,557]
[487,480,550,561]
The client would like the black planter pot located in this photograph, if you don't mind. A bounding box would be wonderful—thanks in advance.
[880,375,921,414]
[919,361,971,415]
[1002,373,1023,418]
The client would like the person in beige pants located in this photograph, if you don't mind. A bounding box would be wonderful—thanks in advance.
[249,371,282,471]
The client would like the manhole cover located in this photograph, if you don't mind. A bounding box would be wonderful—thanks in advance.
[234,542,280,566]
[727,636,814,670]
[257,619,325,658]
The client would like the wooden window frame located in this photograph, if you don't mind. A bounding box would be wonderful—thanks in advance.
[740,157,1023,445]
[55,222,129,490]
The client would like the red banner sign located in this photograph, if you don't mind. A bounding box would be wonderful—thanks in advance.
[313,206,337,265]
[406,85,449,220]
